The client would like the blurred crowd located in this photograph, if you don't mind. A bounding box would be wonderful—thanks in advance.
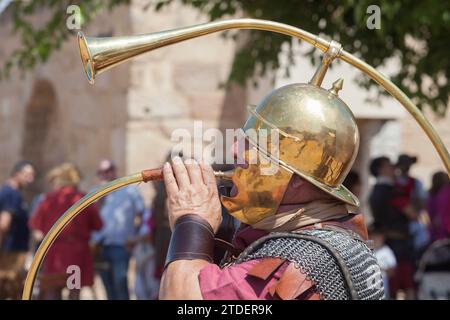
[344,154,450,300]
[0,153,449,300]
[0,159,159,300]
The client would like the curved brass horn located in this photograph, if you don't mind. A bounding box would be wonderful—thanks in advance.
[23,18,450,300]
[77,19,450,175]
[78,19,329,84]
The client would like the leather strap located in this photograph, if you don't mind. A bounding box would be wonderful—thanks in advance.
[303,289,321,300]
[327,213,368,240]
[214,238,241,257]
[164,214,215,269]
[248,257,285,281]
[247,258,319,300]
[273,263,315,300]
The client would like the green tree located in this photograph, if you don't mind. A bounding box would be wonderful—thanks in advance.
[1,0,449,115]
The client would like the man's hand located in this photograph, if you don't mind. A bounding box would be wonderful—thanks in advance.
[159,157,220,300]
[163,157,222,233]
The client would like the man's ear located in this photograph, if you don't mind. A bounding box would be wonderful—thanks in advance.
[291,174,305,189]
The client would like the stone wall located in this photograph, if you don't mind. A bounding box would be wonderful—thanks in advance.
[0,5,131,195]
[125,1,244,201]
[0,2,246,204]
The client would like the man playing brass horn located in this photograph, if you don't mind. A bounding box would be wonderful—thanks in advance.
[159,68,385,300]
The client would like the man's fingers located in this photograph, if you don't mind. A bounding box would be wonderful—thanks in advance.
[171,156,190,189]
[184,159,204,186]
[199,162,217,193]
[163,162,179,194]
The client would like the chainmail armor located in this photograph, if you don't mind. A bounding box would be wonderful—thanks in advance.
[234,228,385,300]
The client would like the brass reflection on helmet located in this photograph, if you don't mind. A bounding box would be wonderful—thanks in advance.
[220,145,293,225]
[242,83,360,207]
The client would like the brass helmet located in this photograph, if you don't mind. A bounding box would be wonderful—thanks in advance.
[243,81,360,207]
[221,46,360,225]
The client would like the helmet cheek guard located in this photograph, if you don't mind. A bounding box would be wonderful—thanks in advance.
[220,147,293,225]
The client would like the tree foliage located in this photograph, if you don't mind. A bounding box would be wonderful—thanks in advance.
[1,0,449,115]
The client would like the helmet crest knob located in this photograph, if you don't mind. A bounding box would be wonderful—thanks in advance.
[329,78,344,96]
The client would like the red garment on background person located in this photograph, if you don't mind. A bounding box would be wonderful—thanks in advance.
[29,186,102,287]
[390,177,415,211]
[428,185,450,241]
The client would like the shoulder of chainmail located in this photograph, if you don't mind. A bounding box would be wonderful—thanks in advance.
[232,228,385,300]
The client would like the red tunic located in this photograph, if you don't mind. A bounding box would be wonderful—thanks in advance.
[29,186,102,287]
[199,225,318,300]
[199,214,367,300]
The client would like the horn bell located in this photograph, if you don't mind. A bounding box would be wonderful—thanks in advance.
[77,32,95,84]
[77,31,179,84]
[78,32,158,84]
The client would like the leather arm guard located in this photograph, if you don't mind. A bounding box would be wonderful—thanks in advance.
[164,214,215,269]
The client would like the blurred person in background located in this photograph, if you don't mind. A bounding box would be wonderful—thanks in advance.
[369,156,415,299]
[28,167,62,253]
[369,157,400,231]
[0,160,35,299]
[92,159,145,300]
[126,208,158,300]
[151,179,170,282]
[394,154,427,214]
[369,227,397,299]
[151,152,182,281]
[393,154,430,262]
[29,163,102,300]
[343,170,362,198]
[427,171,450,242]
